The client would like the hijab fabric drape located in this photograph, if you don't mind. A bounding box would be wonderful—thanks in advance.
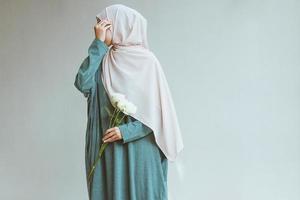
[96,4,184,162]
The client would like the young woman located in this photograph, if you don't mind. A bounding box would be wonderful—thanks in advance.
[74,4,184,200]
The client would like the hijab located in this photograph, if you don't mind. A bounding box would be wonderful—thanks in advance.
[96,4,184,162]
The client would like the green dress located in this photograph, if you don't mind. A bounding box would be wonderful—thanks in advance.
[74,38,168,200]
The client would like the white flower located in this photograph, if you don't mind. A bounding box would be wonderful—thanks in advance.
[117,100,127,112]
[124,101,137,115]
[112,93,137,115]
[111,93,126,107]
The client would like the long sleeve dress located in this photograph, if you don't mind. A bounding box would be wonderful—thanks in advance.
[74,38,168,200]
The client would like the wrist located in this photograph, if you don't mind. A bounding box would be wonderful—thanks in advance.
[96,37,105,42]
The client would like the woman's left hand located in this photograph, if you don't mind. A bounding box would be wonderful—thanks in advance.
[102,127,123,143]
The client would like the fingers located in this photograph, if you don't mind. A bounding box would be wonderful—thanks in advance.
[105,127,118,135]
[94,22,111,33]
[97,19,111,27]
[103,127,118,140]
[104,24,112,30]
[101,21,112,31]
[96,17,101,23]
[103,134,119,143]
[94,19,112,35]
[102,131,114,141]
[102,127,121,143]
[95,21,104,28]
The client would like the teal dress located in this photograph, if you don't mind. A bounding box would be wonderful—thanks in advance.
[74,38,168,200]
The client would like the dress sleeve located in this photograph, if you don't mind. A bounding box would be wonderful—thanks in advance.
[74,38,109,97]
[118,118,153,144]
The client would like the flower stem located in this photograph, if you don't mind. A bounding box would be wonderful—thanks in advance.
[87,107,127,185]
[109,107,117,128]
[111,109,121,127]
[88,142,109,184]
[88,105,127,184]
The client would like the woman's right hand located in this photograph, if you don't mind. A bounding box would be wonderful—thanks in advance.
[102,127,123,143]
[94,19,112,42]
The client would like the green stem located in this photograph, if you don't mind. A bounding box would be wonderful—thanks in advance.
[109,107,117,128]
[87,108,127,185]
[111,109,121,127]
[117,115,126,126]
[88,142,109,184]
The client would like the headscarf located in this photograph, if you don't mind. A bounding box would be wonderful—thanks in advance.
[96,4,184,162]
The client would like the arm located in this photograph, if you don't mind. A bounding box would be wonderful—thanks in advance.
[118,118,153,144]
[74,38,109,97]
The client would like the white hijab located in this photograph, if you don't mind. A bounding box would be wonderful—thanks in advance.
[96,4,184,162]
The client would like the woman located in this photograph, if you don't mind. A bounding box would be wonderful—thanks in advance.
[74,4,184,200]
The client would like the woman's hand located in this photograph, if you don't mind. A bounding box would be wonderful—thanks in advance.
[102,127,123,143]
[94,19,112,42]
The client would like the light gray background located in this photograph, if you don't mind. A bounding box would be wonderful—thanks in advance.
[0,0,299,200]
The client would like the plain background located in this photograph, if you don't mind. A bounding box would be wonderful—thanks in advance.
[1,0,299,199]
